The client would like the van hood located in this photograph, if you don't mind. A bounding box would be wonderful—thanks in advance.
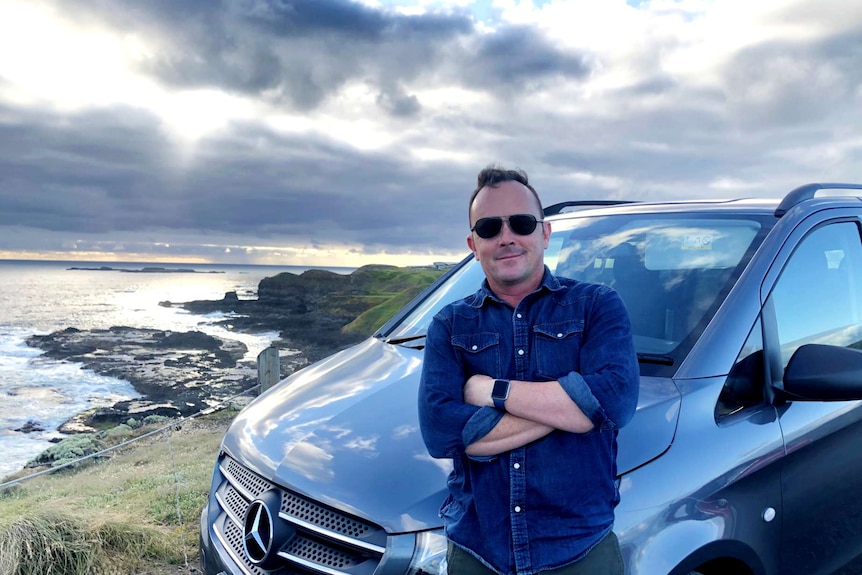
[221,338,680,533]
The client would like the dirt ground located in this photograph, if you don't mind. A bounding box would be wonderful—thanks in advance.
[134,559,202,575]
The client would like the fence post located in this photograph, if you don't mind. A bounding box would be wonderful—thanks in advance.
[257,346,280,394]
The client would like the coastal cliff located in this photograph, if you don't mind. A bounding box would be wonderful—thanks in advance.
[174,264,446,359]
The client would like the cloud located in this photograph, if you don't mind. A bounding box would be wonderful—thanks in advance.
[0,0,861,265]
[64,0,474,114]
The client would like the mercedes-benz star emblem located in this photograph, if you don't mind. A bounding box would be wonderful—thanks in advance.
[241,490,294,569]
[243,499,273,564]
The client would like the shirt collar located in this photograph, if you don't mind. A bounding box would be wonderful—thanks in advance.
[472,266,563,308]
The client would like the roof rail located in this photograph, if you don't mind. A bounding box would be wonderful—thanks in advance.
[543,200,635,217]
[774,183,862,217]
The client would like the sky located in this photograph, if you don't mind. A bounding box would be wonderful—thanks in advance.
[1,0,861,267]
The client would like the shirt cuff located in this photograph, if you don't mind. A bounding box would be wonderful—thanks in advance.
[461,406,505,461]
[558,371,607,428]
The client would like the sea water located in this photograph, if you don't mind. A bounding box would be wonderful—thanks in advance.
[0,259,353,479]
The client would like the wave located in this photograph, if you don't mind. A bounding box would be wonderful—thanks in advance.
[0,261,308,479]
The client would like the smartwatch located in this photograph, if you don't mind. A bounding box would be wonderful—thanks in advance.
[492,379,510,411]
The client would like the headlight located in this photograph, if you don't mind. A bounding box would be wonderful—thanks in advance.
[407,530,448,575]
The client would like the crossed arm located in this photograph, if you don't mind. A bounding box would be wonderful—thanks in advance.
[418,288,638,461]
[461,375,594,456]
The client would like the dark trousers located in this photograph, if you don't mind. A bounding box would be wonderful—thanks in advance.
[447,532,623,575]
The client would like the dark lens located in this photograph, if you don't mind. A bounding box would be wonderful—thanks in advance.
[508,214,539,235]
[473,217,504,239]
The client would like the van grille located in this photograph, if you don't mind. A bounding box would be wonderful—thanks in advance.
[281,492,373,539]
[213,454,387,575]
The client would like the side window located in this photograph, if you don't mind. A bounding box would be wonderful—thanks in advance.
[717,318,765,418]
[769,222,862,369]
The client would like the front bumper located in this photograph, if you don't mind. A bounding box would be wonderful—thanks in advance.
[200,503,244,575]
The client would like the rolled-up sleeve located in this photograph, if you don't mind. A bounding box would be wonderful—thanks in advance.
[419,311,500,458]
[559,286,639,430]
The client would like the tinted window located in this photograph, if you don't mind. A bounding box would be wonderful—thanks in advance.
[771,221,862,368]
[718,318,766,418]
[554,217,761,354]
[384,212,769,375]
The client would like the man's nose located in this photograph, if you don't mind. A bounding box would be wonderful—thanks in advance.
[498,220,517,243]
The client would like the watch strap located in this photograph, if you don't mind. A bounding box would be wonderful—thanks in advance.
[492,379,510,411]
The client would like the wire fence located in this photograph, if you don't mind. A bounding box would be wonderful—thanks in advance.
[0,380,263,572]
[0,381,261,492]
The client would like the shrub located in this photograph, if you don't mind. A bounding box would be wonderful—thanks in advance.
[103,424,135,442]
[25,434,103,469]
[142,415,169,426]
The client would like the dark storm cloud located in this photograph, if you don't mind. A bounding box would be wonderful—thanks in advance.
[512,25,862,201]
[53,0,474,114]
[0,105,173,231]
[377,86,422,117]
[468,26,591,84]
[4,0,862,264]
[723,29,862,128]
[174,125,472,250]
[50,0,591,115]
[0,101,472,255]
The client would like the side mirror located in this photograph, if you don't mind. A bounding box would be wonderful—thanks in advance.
[781,344,862,401]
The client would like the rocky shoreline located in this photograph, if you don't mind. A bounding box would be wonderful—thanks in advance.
[21,265,442,439]
[25,327,277,433]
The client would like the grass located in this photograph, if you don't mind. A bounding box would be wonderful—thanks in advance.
[0,409,238,574]
[341,267,447,335]
[342,286,435,335]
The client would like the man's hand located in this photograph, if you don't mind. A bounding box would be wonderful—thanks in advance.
[463,374,494,407]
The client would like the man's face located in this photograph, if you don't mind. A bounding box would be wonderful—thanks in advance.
[467,180,550,295]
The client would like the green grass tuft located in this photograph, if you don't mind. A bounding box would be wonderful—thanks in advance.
[0,511,99,575]
[0,409,239,574]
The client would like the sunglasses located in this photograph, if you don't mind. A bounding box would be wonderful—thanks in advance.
[471,214,544,239]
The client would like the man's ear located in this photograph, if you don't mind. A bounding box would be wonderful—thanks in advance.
[467,234,479,260]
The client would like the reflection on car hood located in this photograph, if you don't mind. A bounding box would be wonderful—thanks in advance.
[221,338,681,533]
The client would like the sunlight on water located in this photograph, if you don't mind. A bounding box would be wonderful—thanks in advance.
[0,336,141,478]
[0,260,351,479]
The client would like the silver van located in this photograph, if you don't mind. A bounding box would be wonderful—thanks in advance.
[201,184,862,575]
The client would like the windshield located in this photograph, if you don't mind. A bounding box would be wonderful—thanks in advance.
[381,211,771,375]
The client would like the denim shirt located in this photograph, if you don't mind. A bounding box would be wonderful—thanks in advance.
[418,268,639,575]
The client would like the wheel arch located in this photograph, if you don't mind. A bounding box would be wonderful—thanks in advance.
[667,540,766,575]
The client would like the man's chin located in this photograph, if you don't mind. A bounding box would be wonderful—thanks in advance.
[492,269,530,286]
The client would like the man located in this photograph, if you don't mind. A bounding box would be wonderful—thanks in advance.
[418,166,639,575]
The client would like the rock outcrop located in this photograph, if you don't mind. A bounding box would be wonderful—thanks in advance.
[25,326,263,432]
[164,264,426,363]
[26,264,446,435]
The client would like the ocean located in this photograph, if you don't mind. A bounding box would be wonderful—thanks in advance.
[0,259,353,480]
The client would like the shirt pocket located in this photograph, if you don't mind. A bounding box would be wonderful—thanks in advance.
[534,319,584,380]
[452,332,502,377]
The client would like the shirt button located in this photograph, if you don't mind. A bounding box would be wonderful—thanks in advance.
[513,463,521,470]
[518,349,525,356]
[514,506,522,513]
[516,313,522,319]
[472,345,477,350]
[557,333,563,338]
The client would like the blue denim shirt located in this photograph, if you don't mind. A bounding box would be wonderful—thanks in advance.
[418,268,639,575]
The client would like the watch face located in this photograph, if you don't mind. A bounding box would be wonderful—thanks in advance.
[492,379,510,400]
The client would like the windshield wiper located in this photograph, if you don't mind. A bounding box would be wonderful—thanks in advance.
[384,334,427,345]
[384,337,672,363]
[637,353,674,365]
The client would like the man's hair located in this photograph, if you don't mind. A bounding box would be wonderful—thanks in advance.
[468,165,543,220]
